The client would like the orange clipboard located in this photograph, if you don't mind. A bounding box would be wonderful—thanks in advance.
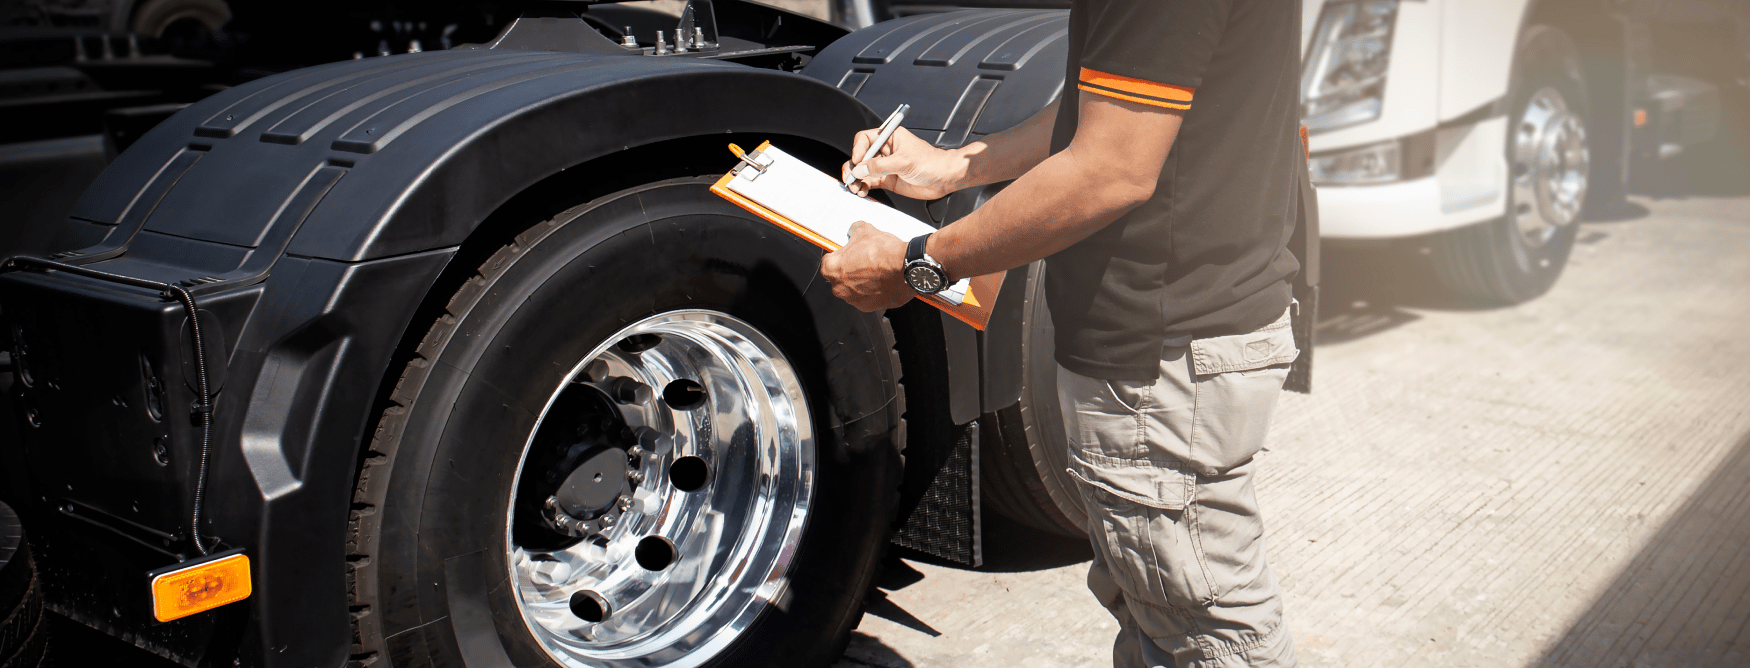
[709,141,1003,331]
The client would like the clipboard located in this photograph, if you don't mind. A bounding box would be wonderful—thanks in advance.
[710,141,1004,330]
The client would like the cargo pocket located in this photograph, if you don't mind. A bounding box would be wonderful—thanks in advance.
[1187,309,1297,473]
[1068,452,1217,612]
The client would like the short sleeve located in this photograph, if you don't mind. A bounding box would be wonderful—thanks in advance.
[1076,0,1231,110]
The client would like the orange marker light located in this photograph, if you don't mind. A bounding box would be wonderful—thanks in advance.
[1634,109,1648,127]
[150,552,251,622]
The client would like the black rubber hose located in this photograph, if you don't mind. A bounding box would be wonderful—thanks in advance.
[166,285,213,556]
[3,257,215,556]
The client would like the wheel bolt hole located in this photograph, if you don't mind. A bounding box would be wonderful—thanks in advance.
[670,456,709,492]
[616,333,661,354]
[635,536,677,571]
[569,590,609,623]
[662,379,707,410]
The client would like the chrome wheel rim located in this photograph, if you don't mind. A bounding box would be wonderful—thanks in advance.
[1512,87,1590,250]
[507,310,814,668]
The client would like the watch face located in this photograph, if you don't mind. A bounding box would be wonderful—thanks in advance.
[906,265,944,293]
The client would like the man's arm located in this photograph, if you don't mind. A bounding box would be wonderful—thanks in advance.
[820,91,1183,312]
[839,98,1061,201]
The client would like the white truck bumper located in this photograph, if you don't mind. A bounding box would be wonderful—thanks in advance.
[1316,178,1445,239]
[1317,116,1512,240]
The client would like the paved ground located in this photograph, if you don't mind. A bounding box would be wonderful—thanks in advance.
[835,156,1750,668]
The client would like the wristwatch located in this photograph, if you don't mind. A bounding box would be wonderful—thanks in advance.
[903,234,949,295]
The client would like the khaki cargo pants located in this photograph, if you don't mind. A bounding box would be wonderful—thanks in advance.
[1057,308,1300,668]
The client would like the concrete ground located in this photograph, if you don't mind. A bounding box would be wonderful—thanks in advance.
[835,159,1750,668]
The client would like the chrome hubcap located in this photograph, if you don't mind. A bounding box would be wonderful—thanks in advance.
[507,310,813,668]
[1512,87,1590,250]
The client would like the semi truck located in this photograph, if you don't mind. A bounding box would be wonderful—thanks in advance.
[0,0,1741,667]
[0,3,1299,666]
[1295,0,1737,304]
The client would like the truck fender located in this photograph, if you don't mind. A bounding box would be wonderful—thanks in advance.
[13,49,882,667]
[65,49,880,263]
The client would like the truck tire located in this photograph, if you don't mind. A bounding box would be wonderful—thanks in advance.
[0,503,44,668]
[347,177,904,668]
[1432,25,1590,305]
[979,265,1086,538]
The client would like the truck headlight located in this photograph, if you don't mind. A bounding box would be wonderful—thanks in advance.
[1309,140,1400,185]
[1302,0,1400,132]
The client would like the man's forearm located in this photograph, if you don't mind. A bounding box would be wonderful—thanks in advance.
[925,93,1184,280]
[949,98,1061,189]
[927,141,1152,280]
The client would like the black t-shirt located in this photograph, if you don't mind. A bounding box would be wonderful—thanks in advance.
[1046,0,1303,380]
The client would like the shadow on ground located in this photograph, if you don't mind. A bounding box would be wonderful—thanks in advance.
[836,630,918,668]
[1533,431,1750,668]
[853,509,1092,655]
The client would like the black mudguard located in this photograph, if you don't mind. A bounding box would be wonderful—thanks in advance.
[802,9,1069,421]
[0,48,878,667]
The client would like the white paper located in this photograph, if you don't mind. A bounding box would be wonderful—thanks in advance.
[726,144,969,304]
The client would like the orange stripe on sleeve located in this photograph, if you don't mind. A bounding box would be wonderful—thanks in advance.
[1077,84,1192,110]
[1079,67,1194,106]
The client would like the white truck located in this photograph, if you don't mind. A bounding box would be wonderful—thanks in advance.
[1300,0,1736,303]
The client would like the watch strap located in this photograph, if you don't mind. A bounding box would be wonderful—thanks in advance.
[906,233,930,265]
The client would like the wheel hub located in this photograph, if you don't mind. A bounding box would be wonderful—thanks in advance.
[520,387,641,540]
[1512,87,1590,250]
[553,447,629,518]
[506,310,813,668]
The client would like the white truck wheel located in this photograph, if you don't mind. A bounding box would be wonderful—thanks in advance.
[1432,25,1590,305]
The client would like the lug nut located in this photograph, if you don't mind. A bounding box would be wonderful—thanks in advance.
[607,377,651,404]
[636,426,673,452]
[579,540,607,561]
[621,27,638,48]
[605,541,630,563]
[580,359,610,383]
[633,487,660,514]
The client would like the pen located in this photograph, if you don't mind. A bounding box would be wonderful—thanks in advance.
[845,103,910,186]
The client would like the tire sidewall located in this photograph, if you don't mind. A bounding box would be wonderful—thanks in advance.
[369,179,901,668]
[1017,264,1085,535]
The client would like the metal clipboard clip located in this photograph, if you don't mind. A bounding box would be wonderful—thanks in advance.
[729,143,773,180]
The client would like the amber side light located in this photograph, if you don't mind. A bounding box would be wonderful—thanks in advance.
[150,552,252,622]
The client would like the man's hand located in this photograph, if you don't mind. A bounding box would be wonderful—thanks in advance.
[842,127,965,200]
[820,221,913,312]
